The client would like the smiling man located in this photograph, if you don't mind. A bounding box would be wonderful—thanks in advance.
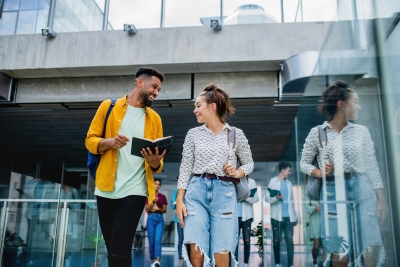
[85,67,166,267]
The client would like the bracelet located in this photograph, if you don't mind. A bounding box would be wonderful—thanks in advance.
[151,165,160,171]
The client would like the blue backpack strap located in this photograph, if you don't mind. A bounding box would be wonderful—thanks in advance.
[101,98,117,138]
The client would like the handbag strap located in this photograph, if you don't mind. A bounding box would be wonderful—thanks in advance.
[227,126,236,148]
[102,98,117,138]
[227,127,241,167]
[317,125,327,148]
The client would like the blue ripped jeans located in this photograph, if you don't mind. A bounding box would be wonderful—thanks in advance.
[183,176,238,267]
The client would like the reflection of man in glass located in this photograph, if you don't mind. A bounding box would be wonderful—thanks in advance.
[265,162,298,267]
[21,178,58,265]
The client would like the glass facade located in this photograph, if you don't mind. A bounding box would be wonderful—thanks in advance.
[0,0,50,35]
[108,0,161,30]
[266,0,400,266]
[53,0,104,33]
[1,0,344,35]
[0,0,400,266]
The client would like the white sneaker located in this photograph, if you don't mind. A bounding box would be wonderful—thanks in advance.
[244,264,248,267]
[154,260,161,267]
[275,264,281,267]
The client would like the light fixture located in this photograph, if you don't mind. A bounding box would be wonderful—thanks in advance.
[123,24,137,34]
[210,19,221,30]
[41,28,57,38]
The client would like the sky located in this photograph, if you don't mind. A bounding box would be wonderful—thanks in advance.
[94,0,338,30]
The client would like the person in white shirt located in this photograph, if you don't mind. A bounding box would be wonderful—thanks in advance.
[176,83,254,267]
[235,176,259,267]
[300,80,386,267]
[265,162,298,267]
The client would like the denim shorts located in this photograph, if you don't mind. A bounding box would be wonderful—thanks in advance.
[320,174,384,266]
[182,176,238,267]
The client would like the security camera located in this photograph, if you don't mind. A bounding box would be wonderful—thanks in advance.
[123,24,137,34]
[210,19,221,30]
[41,28,57,38]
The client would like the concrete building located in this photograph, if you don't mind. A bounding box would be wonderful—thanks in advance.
[0,0,399,266]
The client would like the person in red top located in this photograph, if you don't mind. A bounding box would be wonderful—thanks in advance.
[145,179,167,267]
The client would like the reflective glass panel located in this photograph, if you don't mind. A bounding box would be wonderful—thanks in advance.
[3,0,20,11]
[164,0,219,28]
[16,10,37,34]
[282,0,298,22]
[0,11,17,35]
[107,0,161,30]
[274,0,399,264]
[37,0,50,10]
[35,9,49,33]
[223,0,281,25]
[19,0,39,10]
[301,0,337,22]
[53,0,103,32]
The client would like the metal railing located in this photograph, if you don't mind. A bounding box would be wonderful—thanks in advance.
[0,199,98,267]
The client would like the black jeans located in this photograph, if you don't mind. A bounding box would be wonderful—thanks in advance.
[97,195,146,267]
[271,217,294,266]
[235,217,253,263]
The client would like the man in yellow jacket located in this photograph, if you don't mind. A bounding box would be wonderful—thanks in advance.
[85,67,166,267]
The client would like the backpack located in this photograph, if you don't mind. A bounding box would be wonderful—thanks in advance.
[305,125,327,201]
[227,127,250,202]
[87,98,117,179]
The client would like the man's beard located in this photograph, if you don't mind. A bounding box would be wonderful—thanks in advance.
[139,91,153,107]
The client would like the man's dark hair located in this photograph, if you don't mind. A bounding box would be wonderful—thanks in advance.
[154,178,162,185]
[135,67,165,82]
[278,162,292,172]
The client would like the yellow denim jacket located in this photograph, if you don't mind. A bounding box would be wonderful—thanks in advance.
[85,96,163,203]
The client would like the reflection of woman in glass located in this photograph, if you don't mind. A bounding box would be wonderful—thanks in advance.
[300,81,386,267]
[176,83,254,267]
[305,199,324,267]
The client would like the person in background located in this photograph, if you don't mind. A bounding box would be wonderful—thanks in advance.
[145,179,167,267]
[235,175,259,267]
[171,175,184,267]
[265,162,298,267]
[305,199,324,267]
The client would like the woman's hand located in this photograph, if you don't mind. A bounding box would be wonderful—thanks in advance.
[324,163,334,176]
[376,200,387,226]
[223,164,245,178]
[311,163,335,178]
[176,199,187,227]
[375,189,387,226]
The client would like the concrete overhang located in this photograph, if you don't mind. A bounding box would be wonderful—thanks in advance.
[281,48,375,99]
[0,22,328,78]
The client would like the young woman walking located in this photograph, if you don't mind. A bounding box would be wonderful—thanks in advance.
[300,80,386,267]
[176,83,254,267]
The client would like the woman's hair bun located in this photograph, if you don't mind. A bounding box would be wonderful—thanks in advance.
[199,83,235,122]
